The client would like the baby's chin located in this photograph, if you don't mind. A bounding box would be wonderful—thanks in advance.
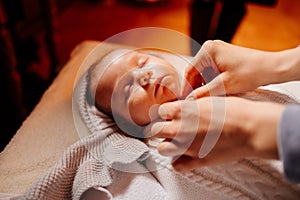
[158,85,181,104]
[130,101,171,127]
[134,105,161,127]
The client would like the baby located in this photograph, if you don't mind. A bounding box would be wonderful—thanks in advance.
[87,48,204,128]
[87,48,296,140]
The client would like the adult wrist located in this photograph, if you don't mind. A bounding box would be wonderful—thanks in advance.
[246,101,284,159]
[267,47,300,84]
[254,51,282,87]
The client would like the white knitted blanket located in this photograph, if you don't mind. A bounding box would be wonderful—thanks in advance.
[18,73,300,200]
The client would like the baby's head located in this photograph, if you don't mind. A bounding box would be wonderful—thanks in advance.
[88,49,195,126]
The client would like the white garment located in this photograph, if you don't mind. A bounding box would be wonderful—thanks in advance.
[18,73,300,200]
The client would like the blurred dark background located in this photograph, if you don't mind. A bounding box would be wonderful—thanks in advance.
[0,0,299,151]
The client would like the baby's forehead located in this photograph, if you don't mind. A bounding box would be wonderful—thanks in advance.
[106,49,136,62]
[106,48,158,62]
[104,49,154,72]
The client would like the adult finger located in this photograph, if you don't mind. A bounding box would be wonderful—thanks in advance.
[191,45,214,71]
[172,156,204,172]
[183,43,218,97]
[157,141,185,157]
[143,102,181,137]
[181,66,200,98]
[143,120,181,139]
[157,101,182,120]
[186,74,226,99]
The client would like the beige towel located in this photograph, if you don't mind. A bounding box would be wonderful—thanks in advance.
[19,73,300,200]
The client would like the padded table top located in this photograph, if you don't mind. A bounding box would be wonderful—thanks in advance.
[1,40,300,195]
[0,41,101,194]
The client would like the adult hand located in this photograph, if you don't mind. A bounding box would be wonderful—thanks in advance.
[144,97,284,172]
[184,40,281,99]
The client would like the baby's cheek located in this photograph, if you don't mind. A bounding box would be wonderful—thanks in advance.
[128,93,154,125]
[129,104,151,126]
[158,76,181,103]
[159,87,179,104]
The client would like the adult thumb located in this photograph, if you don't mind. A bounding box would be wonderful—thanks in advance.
[186,74,226,99]
[158,101,181,120]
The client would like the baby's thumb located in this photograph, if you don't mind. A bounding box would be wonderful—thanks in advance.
[186,74,226,99]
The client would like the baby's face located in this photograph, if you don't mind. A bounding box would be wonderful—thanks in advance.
[97,50,182,125]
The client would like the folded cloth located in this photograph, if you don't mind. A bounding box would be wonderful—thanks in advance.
[19,73,300,200]
[20,73,151,200]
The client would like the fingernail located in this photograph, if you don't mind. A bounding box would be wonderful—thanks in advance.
[144,122,164,138]
[151,123,164,136]
[186,95,195,101]
[149,104,159,121]
[158,105,167,118]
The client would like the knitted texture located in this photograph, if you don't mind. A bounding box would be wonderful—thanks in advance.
[146,141,300,200]
[19,73,300,200]
[20,73,149,200]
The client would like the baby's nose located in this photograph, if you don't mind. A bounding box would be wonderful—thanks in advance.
[137,70,153,86]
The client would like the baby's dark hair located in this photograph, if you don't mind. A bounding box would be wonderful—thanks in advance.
[86,49,117,116]
[86,49,148,138]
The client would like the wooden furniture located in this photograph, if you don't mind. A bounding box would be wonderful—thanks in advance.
[0,0,71,150]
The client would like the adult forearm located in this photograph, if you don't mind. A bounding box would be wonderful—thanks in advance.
[261,47,300,85]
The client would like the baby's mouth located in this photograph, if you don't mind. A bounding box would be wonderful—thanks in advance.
[153,76,164,98]
[154,84,160,97]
